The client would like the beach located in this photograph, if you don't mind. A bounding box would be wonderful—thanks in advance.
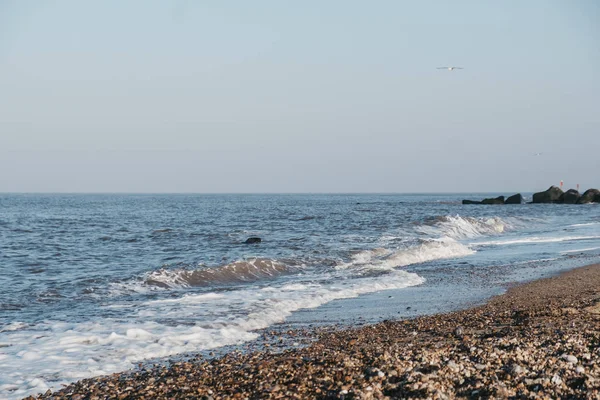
[26,263,600,399]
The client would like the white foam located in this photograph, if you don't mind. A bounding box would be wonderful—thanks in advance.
[473,236,600,247]
[560,247,600,254]
[147,292,225,305]
[0,322,28,333]
[568,222,600,227]
[417,215,518,240]
[383,239,475,268]
[336,239,474,273]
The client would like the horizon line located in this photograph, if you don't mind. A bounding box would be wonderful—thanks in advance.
[0,190,544,195]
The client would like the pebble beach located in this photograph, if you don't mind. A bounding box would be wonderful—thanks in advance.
[26,263,600,399]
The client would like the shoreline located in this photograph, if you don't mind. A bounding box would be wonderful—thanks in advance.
[27,263,600,399]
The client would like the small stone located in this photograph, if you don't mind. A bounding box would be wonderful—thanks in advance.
[551,374,562,385]
[561,354,578,364]
[576,366,585,374]
[454,326,464,337]
[474,363,486,371]
[512,364,524,375]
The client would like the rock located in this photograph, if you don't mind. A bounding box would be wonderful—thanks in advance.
[577,189,600,204]
[561,354,578,364]
[447,361,459,371]
[454,326,464,337]
[551,374,562,385]
[512,364,524,375]
[505,193,523,204]
[481,196,505,205]
[559,189,581,204]
[532,186,564,203]
[244,237,261,244]
[462,196,504,205]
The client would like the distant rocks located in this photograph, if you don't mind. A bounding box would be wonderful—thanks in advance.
[462,196,505,205]
[463,187,599,205]
[532,186,564,203]
[505,193,524,204]
[577,189,600,204]
[462,195,507,205]
[244,237,262,244]
[560,189,581,204]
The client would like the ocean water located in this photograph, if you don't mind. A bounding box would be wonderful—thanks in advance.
[1,193,599,399]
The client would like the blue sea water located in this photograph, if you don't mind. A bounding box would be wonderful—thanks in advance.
[1,193,599,398]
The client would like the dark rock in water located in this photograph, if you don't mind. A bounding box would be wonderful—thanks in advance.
[577,189,600,204]
[244,237,261,244]
[532,186,564,203]
[463,196,504,205]
[481,196,505,205]
[560,189,581,204]
[505,193,524,204]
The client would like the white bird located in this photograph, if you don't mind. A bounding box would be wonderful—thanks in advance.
[437,66,463,71]
[533,152,543,156]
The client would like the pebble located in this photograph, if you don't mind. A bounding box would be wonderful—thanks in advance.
[562,354,578,364]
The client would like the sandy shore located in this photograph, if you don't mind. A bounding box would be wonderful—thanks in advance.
[27,264,600,399]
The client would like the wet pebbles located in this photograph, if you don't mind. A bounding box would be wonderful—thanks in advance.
[26,264,600,399]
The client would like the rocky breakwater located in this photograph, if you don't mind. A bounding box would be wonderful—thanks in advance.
[462,186,600,205]
[533,186,600,204]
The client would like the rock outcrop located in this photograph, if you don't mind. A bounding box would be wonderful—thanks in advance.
[244,237,262,244]
[462,196,505,205]
[532,186,564,204]
[505,193,524,204]
[462,187,598,205]
[560,189,581,204]
[481,196,505,205]
[577,189,600,204]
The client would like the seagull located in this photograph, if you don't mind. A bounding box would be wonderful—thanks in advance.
[437,66,463,71]
[533,152,543,156]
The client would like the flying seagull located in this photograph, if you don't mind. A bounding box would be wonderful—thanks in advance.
[437,66,463,71]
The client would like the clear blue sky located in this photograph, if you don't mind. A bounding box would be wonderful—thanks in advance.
[1,0,598,193]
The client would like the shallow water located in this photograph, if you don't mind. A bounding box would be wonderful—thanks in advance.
[1,193,599,398]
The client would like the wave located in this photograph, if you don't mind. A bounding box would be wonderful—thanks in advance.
[1,268,425,400]
[568,222,600,227]
[337,239,474,272]
[473,235,600,247]
[145,258,297,288]
[416,215,521,240]
[560,247,600,254]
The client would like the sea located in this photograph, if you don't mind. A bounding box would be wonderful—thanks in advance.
[1,193,599,399]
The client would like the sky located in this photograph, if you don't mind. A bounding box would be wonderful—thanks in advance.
[0,0,598,193]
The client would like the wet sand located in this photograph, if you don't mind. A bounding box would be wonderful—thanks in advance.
[27,264,600,399]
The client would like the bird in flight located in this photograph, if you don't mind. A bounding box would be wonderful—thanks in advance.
[437,66,463,71]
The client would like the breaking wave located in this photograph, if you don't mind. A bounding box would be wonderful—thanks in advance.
[145,258,297,288]
[416,215,523,240]
[337,238,474,273]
